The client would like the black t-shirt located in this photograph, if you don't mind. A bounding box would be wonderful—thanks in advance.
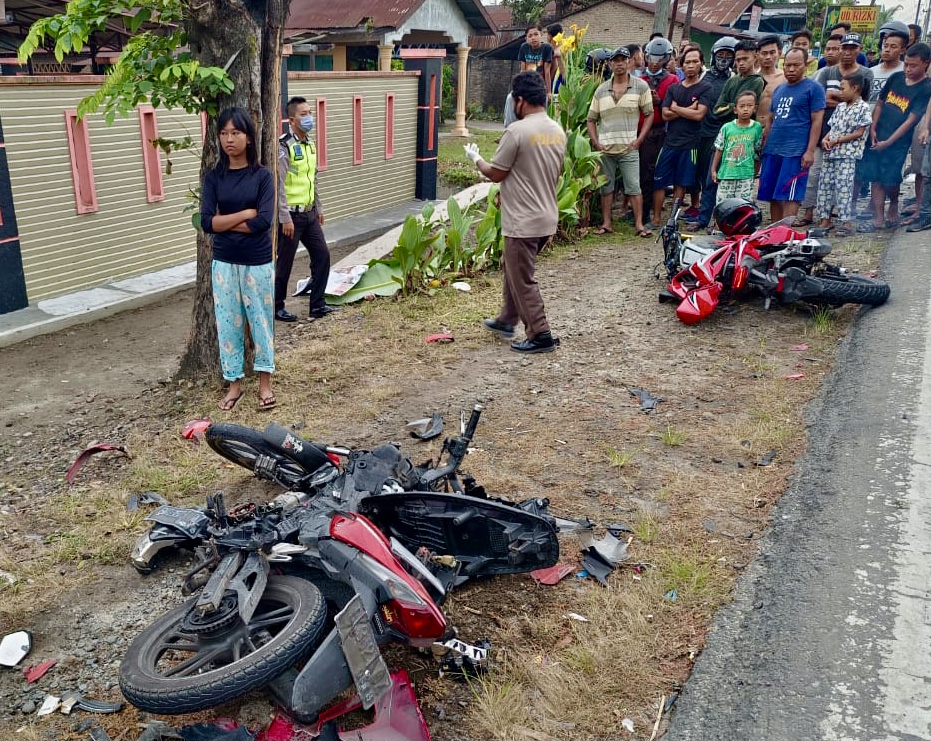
[876,71,931,146]
[698,70,732,138]
[663,78,715,148]
[517,42,554,73]
[200,165,275,265]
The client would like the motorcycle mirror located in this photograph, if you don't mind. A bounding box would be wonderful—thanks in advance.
[0,630,32,667]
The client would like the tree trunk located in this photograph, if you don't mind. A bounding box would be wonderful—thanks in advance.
[176,0,289,380]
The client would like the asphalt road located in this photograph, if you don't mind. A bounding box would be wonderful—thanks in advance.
[665,230,931,740]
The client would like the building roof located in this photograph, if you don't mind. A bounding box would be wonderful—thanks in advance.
[477,0,736,57]
[286,0,496,36]
[625,0,738,34]
[690,0,754,28]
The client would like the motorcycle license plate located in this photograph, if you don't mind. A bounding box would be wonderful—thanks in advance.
[335,595,392,710]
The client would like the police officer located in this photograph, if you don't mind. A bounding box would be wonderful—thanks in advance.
[275,96,333,321]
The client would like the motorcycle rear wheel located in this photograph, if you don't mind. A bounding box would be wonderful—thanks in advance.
[206,423,310,488]
[810,274,891,307]
[119,575,326,714]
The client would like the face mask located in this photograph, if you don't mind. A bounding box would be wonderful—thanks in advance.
[714,54,733,73]
[299,114,314,133]
[645,66,666,77]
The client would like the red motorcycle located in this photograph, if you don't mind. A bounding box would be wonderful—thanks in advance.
[660,199,891,325]
[121,406,560,724]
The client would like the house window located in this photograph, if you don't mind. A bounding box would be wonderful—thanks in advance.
[64,110,98,214]
[385,93,395,159]
[315,54,334,71]
[138,105,165,203]
[353,96,363,165]
[316,98,328,170]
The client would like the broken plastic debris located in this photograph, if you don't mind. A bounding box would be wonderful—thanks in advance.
[565,612,589,622]
[622,718,635,733]
[782,373,805,380]
[65,443,128,484]
[405,413,444,440]
[432,637,490,679]
[258,669,429,741]
[127,491,170,511]
[531,563,575,585]
[581,550,614,586]
[60,692,123,714]
[790,343,810,351]
[24,658,56,683]
[424,333,454,343]
[451,281,471,292]
[181,418,212,440]
[756,449,777,467]
[0,630,31,667]
[628,387,662,412]
[663,589,678,602]
[37,695,60,716]
[579,531,631,566]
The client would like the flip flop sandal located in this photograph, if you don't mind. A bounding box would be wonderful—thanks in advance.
[791,217,814,227]
[834,227,852,237]
[592,226,613,235]
[257,394,277,411]
[856,222,878,233]
[217,393,243,412]
[637,229,654,238]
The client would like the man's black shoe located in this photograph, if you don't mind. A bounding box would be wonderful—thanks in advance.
[906,217,931,232]
[275,308,298,322]
[482,318,515,339]
[511,332,559,354]
[309,305,337,319]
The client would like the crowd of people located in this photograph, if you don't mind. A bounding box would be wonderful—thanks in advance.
[510,19,931,240]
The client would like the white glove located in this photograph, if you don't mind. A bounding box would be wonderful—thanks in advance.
[464,143,481,164]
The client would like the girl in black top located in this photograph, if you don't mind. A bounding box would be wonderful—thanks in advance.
[200,107,277,411]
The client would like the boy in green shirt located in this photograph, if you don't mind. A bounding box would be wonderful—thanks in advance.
[711,90,764,203]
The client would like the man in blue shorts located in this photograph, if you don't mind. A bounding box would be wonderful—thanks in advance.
[651,47,714,226]
[758,47,826,222]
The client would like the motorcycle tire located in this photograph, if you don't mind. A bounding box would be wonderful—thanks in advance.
[206,423,310,489]
[810,274,891,307]
[119,575,326,715]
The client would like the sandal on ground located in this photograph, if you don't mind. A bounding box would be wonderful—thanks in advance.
[883,219,900,230]
[856,221,879,233]
[592,226,612,235]
[637,228,654,237]
[791,217,814,227]
[217,393,243,412]
[257,394,277,411]
[901,213,920,226]
[834,226,852,237]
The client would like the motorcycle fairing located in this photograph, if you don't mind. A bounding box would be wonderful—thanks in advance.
[357,492,560,581]
[676,282,723,325]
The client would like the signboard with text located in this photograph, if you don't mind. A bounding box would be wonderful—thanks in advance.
[827,5,879,33]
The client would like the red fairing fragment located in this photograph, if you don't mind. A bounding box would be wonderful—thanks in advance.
[65,443,128,484]
[676,283,723,325]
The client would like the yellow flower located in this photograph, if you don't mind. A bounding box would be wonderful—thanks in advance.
[576,26,587,41]
[560,34,577,54]
[552,31,564,46]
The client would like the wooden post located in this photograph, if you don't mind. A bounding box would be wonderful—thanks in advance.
[450,46,471,137]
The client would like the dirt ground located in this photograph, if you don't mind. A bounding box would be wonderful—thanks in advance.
[0,228,879,740]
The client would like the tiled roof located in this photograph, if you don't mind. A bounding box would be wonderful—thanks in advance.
[287,0,495,35]
[690,0,753,27]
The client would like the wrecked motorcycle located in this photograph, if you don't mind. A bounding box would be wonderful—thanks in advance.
[121,405,560,720]
[659,198,891,325]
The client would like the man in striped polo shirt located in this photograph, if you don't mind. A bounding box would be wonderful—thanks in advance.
[587,46,655,237]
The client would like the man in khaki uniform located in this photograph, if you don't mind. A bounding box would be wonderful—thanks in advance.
[464,71,567,354]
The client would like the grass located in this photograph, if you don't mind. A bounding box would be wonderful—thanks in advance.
[659,425,687,446]
[0,182,872,740]
[811,305,835,334]
[437,127,501,190]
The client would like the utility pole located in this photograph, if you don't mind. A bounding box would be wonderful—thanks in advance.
[682,0,696,40]
[654,0,671,36]
[668,0,681,39]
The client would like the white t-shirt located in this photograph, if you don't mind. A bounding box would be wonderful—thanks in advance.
[869,62,904,106]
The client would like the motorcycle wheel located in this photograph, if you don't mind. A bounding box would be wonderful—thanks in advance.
[810,274,891,307]
[206,423,310,488]
[119,575,326,715]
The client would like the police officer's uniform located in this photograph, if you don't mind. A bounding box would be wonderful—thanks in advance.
[275,130,332,320]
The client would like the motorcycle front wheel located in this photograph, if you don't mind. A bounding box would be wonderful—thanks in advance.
[119,575,326,714]
[206,423,311,489]
[810,274,891,307]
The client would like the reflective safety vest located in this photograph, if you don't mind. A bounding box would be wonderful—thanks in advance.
[281,133,316,207]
